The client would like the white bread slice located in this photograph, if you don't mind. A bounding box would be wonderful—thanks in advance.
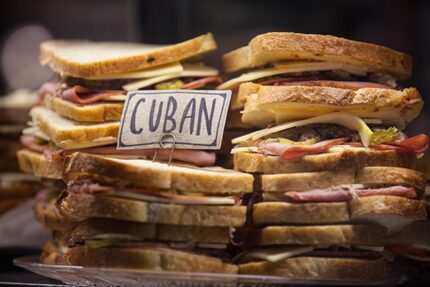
[239,257,386,281]
[253,201,349,225]
[68,218,230,244]
[17,149,63,179]
[258,224,386,246]
[44,96,123,123]
[64,152,253,195]
[40,33,217,78]
[41,239,68,265]
[233,149,416,174]
[30,106,118,149]
[65,246,238,273]
[239,84,422,128]
[350,195,427,233]
[59,192,246,227]
[253,196,427,233]
[262,166,425,192]
[223,32,411,79]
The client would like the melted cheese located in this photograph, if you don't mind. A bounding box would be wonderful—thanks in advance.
[87,62,183,80]
[122,63,219,91]
[245,246,314,263]
[105,191,236,205]
[232,112,378,147]
[217,61,368,90]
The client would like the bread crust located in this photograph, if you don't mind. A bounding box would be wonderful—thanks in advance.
[258,224,386,246]
[253,202,349,225]
[262,166,425,192]
[60,192,246,227]
[31,106,118,149]
[254,196,427,226]
[239,84,422,128]
[47,97,124,123]
[239,256,386,281]
[223,32,411,79]
[64,152,253,195]
[17,149,64,179]
[350,195,427,220]
[65,246,238,273]
[41,34,217,78]
[233,149,416,174]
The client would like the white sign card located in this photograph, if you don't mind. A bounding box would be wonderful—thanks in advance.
[117,90,231,150]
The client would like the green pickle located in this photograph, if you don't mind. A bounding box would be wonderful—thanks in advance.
[155,79,184,90]
[369,127,398,145]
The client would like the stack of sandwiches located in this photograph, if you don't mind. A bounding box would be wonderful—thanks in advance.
[0,89,41,215]
[20,34,256,273]
[222,33,429,281]
[17,32,430,283]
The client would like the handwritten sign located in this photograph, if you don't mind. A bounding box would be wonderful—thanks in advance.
[117,90,231,150]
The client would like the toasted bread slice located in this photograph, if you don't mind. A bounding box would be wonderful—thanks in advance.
[239,84,422,128]
[258,224,386,246]
[64,152,253,195]
[350,195,427,233]
[59,192,246,227]
[34,190,78,232]
[223,32,411,79]
[262,166,425,192]
[253,201,349,225]
[31,106,118,149]
[233,149,416,174]
[239,256,386,281]
[253,196,427,232]
[17,149,63,179]
[66,246,238,273]
[41,239,68,265]
[41,34,217,78]
[68,218,230,244]
[44,96,123,123]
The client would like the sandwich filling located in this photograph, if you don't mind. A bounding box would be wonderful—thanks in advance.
[39,62,224,105]
[20,134,216,167]
[232,112,429,161]
[217,61,397,90]
[234,245,388,264]
[67,181,239,206]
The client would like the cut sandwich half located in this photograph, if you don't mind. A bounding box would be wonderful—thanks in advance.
[231,112,428,173]
[22,106,218,167]
[38,34,224,123]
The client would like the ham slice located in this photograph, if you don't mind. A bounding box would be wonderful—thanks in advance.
[68,182,237,205]
[282,185,416,203]
[61,85,126,104]
[261,138,349,160]
[257,78,391,90]
[350,134,429,154]
[182,76,224,90]
[38,82,60,103]
[21,135,216,166]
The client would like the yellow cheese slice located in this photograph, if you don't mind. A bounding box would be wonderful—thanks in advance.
[122,63,219,91]
[244,246,314,263]
[232,112,378,147]
[217,61,368,90]
[87,62,183,80]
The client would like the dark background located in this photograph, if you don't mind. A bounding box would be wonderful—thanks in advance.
[0,0,428,134]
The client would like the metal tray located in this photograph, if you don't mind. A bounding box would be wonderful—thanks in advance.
[14,256,399,287]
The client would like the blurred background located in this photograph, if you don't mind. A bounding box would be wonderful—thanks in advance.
[0,0,428,134]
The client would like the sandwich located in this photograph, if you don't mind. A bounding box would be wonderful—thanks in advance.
[220,32,428,281]
[18,34,224,178]
[39,152,253,272]
[0,90,40,214]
